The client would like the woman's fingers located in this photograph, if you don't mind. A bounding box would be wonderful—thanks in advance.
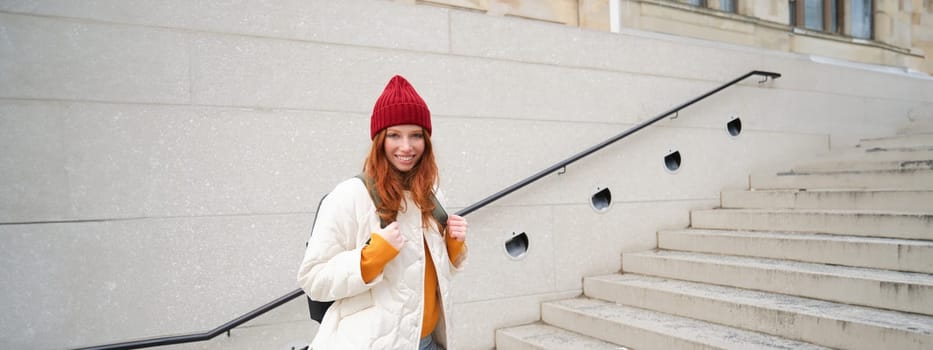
[447,215,468,241]
[378,221,405,250]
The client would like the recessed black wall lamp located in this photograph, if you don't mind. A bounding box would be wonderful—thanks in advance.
[664,150,682,173]
[504,232,529,259]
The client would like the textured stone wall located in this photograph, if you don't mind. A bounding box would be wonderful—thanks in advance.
[1,1,932,349]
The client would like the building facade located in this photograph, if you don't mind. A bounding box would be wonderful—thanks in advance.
[411,0,933,74]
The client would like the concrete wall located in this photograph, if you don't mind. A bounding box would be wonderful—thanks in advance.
[1,0,932,349]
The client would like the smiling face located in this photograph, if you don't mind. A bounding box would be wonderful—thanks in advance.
[383,124,425,173]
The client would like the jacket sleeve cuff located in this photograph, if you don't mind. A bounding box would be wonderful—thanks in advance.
[360,233,400,283]
[445,234,467,270]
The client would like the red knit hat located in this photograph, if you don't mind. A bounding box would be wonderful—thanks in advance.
[370,75,431,139]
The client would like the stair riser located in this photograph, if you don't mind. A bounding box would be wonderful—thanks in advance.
[721,190,933,212]
[750,172,933,190]
[621,254,933,315]
[494,333,546,350]
[584,278,930,350]
[897,123,933,135]
[542,304,717,350]
[857,135,933,149]
[691,210,933,240]
[495,324,625,350]
[794,160,933,172]
[816,150,933,162]
[659,231,933,274]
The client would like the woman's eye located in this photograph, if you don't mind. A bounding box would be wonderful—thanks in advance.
[412,133,424,139]
[387,133,399,138]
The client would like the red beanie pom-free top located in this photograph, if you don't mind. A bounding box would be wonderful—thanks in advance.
[370,75,431,139]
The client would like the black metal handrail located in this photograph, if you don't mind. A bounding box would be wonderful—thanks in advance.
[75,70,780,350]
[75,290,305,350]
[457,70,780,216]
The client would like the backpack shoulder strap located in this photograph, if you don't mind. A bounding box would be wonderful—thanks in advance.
[430,194,448,233]
[355,174,387,228]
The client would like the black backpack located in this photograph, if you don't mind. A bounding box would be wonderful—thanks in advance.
[306,174,448,323]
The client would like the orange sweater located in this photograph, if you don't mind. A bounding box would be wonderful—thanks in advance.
[360,233,465,338]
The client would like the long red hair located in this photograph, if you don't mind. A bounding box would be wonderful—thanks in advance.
[363,128,440,230]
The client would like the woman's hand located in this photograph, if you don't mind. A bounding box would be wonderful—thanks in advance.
[376,222,405,250]
[446,215,468,242]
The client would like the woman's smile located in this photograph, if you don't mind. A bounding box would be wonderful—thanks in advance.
[384,124,425,172]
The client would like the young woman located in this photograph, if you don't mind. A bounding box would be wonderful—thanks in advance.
[297,75,468,350]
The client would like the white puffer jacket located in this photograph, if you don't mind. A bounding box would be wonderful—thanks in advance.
[297,178,467,349]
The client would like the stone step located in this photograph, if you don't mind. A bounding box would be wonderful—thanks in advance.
[857,133,933,149]
[814,149,933,162]
[542,298,830,350]
[720,189,933,212]
[750,169,933,190]
[793,158,933,172]
[621,250,933,315]
[691,208,933,240]
[584,274,933,350]
[859,145,933,153]
[897,121,933,135]
[658,229,933,274]
[495,322,628,350]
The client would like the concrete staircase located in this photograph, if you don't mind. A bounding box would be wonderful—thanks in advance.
[496,133,933,350]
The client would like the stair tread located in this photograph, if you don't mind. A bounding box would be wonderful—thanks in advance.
[497,323,628,350]
[548,298,831,350]
[587,273,933,335]
[858,134,933,146]
[860,132,933,140]
[775,168,933,175]
[800,159,933,164]
[691,208,933,240]
[793,159,933,172]
[694,208,933,216]
[627,250,933,286]
[660,228,933,246]
[749,167,933,191]
[727,188,933,194]
[861,146,933,152]
[720,189,933,212]
[813,149,933,160]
